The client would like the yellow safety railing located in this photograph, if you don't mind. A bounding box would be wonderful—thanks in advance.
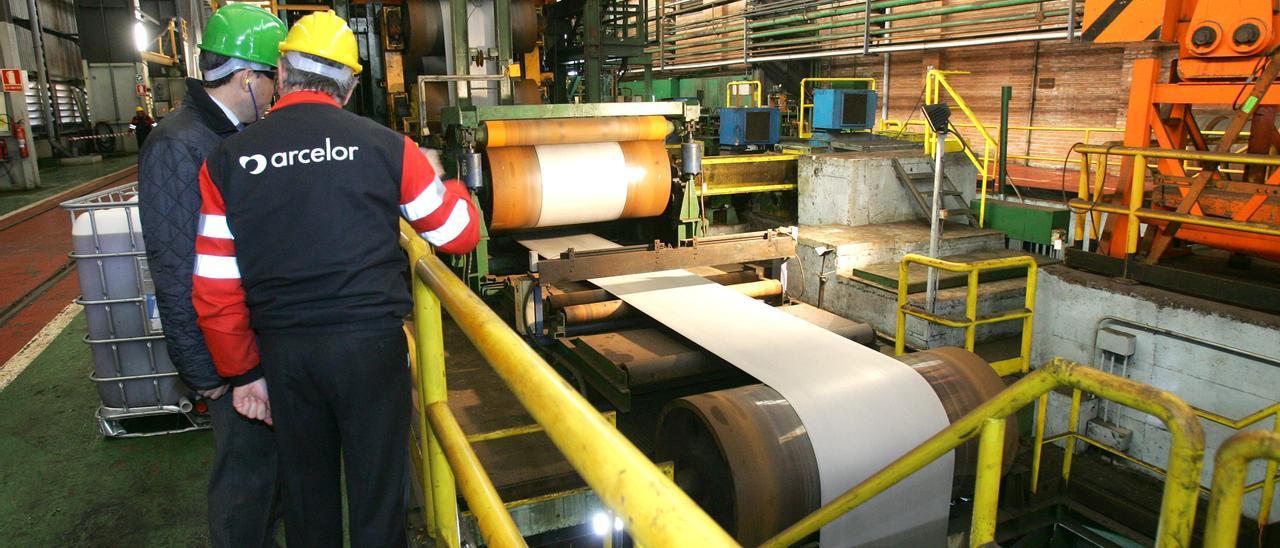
[1205,430,1280,547]
[798,77,877,139]
[759,357,1206,547]
[724,80,762,108]
[923,69,998,226]
[1031,392,1280,536]
[398,221,737,547]
[894,253,1037,377]
[1069,145,1280,253]
[885,118,1124,167]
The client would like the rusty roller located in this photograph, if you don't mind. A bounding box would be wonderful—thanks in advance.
[481,116,672,147]
[655,347,1013,546]
[485,117,673,232]
[561,279,783,326]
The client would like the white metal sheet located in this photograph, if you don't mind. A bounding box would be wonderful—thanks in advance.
[534,143,629,227]
[591,269,954,547]
[515,233,620,260]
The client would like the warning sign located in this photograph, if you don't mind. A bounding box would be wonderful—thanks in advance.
[1,69,23,92]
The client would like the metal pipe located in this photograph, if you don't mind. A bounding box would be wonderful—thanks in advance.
[1066,200,1280,238]
[654,4,1069,53]
[647,29,1072,72]
[403,223,738,548]
[1075,144,1280,165]
[750,0,930,30]
[926,128,946,313]
[425,402,528,547]
[750,0,1050,39]
[561,279,782,325]
[1091,316,1280,370]
[26,0,58,142]
[1203,430,1280,547]
[760,358,1205,548]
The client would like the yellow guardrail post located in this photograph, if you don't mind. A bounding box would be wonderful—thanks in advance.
[425,402,527,547]
[1204,430,1280,547]
[1061,389,1083,486]
[970,417,1008,544]
[1030,392,1049,493]
[403,225,462,547]
[1126,153,1144,255]
[760,358,1204,548]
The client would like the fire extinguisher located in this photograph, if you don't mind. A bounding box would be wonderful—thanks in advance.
[12,121,28,158]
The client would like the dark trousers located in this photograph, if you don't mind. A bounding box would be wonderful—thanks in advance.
[207,392,282,548]
[259,327,411,548]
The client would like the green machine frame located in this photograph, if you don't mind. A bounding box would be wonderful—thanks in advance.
[434,100,702,293]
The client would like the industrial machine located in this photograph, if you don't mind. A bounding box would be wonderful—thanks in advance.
[414,91,1020,544]
[381,2,1023,542]
[1070,0,1280,309]
[718,107,781,149]
[811,88,878,133]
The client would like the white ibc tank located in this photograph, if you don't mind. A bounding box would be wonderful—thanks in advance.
[71,204,187,410]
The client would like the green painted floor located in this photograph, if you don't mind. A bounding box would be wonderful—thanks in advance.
[0,154,138,216]
[0,311,215,546]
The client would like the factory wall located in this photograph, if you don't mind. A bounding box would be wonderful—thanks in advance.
[825,41,1194,170]
[1031,265,1280,523]
[6,0,83,79]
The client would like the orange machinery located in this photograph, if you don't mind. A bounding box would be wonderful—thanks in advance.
[1083,0,1280,262]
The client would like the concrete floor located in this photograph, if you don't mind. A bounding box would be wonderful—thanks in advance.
[0,312,214,546]
[0,155,138,215]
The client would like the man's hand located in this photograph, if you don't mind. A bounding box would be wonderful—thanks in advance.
[233,378,272,425]
[198,384,229,400]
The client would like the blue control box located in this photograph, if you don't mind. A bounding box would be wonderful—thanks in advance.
[811,89,877,131]
[719,107,781,146]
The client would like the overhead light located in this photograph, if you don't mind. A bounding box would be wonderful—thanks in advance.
[133,22,149,52]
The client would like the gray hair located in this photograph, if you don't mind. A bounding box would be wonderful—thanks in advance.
[278,51,357,100]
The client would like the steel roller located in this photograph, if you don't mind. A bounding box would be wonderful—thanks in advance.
[655,347,1013,545]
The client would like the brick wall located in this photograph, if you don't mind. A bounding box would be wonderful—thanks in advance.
[823,41,1184,169]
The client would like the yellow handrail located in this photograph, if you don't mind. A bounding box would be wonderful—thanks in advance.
[398,220,737,547]
[1205,430,1280,547]
[924,70,997,227]
[798,77,877,138]
[426,402,526,547]
[724,80,762,108]
[760,358,1206,547]
[1071,145,1280,255]
[894,253,1037,376]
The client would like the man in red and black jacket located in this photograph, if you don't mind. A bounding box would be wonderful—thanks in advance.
[192,12,479,546]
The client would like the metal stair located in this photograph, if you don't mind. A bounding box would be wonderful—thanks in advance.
[892,158,975,225]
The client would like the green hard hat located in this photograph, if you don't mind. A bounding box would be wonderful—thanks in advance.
[198,4,287,67]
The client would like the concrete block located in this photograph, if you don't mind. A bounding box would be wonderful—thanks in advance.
[798,150,976,227]
[1032,264,1280,521]
[1085,418,1132,452]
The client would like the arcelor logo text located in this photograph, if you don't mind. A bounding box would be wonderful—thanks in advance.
[239,138,360,175]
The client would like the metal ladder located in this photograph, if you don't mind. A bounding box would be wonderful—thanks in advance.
[891,158,975,225]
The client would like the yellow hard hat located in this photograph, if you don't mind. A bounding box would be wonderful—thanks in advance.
[278,10,362,75]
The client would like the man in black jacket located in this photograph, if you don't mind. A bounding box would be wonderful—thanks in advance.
[136,4,286,547]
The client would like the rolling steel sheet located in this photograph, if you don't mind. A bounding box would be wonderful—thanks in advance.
[591,269,953,547]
